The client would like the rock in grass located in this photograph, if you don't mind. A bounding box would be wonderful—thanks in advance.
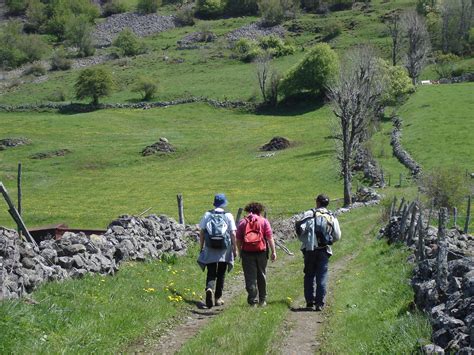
[0,137,30,150]
[29,149,71,159]
[142,137,175,156]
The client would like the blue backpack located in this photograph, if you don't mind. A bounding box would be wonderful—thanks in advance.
[204,210,230,249]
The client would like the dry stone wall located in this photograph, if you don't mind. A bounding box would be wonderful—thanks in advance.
[0,215,199,301]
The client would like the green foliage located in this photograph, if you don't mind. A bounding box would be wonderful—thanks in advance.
[280,43,339,98]
[258,35,295,57]
[175,3,195,26]
[137,0,161,13]
[22,63,47,77]
[379,60,415,105]
[64,15,95,57]
[224,0,258,17]
[25,0,47,32]
[0,21,48,69]
[233,38,263,62]
[133,77,158,101]
[421,166,470,209]
[416,0,436,15]
[329,0,352,11]
[6,0,28,15]
[74,67,114,105]
[433,52,460,79]
[321,19,343,41]
[46,88,67,102]
[113,28,147,57]
[45,0,100,39]
[50,47,72,71]
[257,0,299,27]
[195,0,224,19]
[103,0,129,16]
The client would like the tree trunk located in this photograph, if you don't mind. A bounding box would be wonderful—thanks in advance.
[342,158,352,207]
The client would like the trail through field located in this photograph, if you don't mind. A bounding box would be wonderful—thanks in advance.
[275,254,354,354]
[127,269,247,354]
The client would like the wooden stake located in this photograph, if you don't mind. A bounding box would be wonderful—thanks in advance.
[177,194,184,225]
[436,208,448,292]
[464,196,471,234]
[17,163,22,237]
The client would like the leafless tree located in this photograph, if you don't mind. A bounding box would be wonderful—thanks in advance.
[385,11,402,66]
[327,45,385,206]
[402,10,431,85]
[256,53,280,106]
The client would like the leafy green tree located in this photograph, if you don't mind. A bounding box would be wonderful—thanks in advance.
[196,0,224,18]
[133,77,158,101]
[257,0,299,27]
[280,43,339,98]
[25,0,47,32]
[74,68,114,105]
[113,28,146,57]
[378,60,414,105]
[64,15,95,57]
[137,0,161,13]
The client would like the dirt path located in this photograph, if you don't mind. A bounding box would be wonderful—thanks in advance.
[276,253,355,355]
[127,270,246,354]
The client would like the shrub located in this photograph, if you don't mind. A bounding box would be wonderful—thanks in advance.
[102,0,128,16]
[321,19,342,41]
[421,167,470,209]
[378,60,414,105]
[280,43,338,98]
[258,0,299,27]
[19,34,49,62]
[133,77,158,101]
[51,47,72,71]
[137,0,161,13]
[176,3,195,26]
[233,38,263,62]
[47,89,67,102]
[25,0,47,33]
[433,52,460,79]
[195,0,224,19]
[22,63,47,76]
[74,67,114,105]
[6,0,28,15]
[329,0,352,11]
[224,0,258,16]
[113,28,147,57]
[258,35,295,57]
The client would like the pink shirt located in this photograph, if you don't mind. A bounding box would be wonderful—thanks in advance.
[236,213,273,241]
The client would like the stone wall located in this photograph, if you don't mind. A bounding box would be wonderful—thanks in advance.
[0,215,199,301]
[379,204,473,353]
[390,116,422,178]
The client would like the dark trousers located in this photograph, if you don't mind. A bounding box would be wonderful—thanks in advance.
[206,262,227,299]
[303,249,329,306]
[241,251,268,304]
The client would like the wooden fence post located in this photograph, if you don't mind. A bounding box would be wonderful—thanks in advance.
[388,174,391,187]
[177,194,184,225]
[464,196,471,234]
[436,208,448,292]
[236,207,243,223]
[399,203,410,241]
[17,163,22,237]
[453,207,457,229]
[417,210,425,261]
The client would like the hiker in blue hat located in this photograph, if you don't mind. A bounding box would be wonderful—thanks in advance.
[197,193,237,309]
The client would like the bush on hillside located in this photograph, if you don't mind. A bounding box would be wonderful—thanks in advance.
[433,52,460,79]
[195,0,224,19]
[25,0,47,33]
[74,67,114,105]
[103,0,128,16]
[22,63,47,77]
[258,0,299,27]
[6,0,28,15]
[64,15,95,57]
[224,0,258,17]
[133,77,158,101]
[113,28,147,57]
[378,60,414,105]
[137,0,161,13]
[329,0,352,11]
[233,38,263,62]
[46,88,67,102]
[321,19,342,41]
[51,47,72,71]
[176,3,195,26]
[421,167,470,210]
[280,43,339,99]
[258,35,295,57]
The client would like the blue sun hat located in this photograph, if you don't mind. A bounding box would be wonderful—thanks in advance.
[213,193,228,208]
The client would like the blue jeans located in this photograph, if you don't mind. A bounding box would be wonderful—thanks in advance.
[303,249,329,306]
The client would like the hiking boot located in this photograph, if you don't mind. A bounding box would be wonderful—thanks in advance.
[306,302,315,311]
[315,304,324,312]
[205,288,214,309]
[215,298,224,306]
[258,301,267,307]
